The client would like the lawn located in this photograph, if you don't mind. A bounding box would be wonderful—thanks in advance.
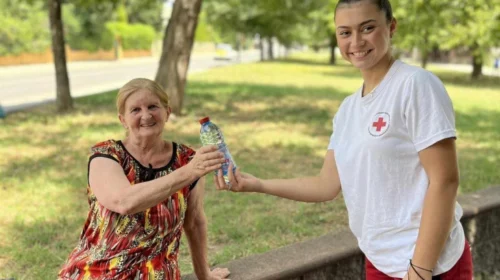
[0,52,499,279]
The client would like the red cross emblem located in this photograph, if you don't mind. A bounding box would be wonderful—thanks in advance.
[368,112,390,136]
[372,117,387,132]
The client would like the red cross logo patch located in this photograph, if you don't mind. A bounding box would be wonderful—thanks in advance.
[368,112,390,137]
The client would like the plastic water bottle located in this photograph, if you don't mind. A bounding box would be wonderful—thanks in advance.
[199,116,236,184]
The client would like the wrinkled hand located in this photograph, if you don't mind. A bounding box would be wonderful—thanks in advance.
[207,267,230,280]
[188,145,225,178]
[214,163,263,193]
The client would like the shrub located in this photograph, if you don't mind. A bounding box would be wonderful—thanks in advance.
[105,22,156,51]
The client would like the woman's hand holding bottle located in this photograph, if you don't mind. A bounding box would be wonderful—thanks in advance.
[188,145,226,178]
[214,163,263,193]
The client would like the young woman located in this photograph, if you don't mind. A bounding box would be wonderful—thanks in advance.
[215,1,473,279]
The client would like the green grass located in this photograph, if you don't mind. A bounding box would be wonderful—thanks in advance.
[1,52,499,279]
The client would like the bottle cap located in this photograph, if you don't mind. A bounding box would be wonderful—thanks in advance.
[199,116,210,124]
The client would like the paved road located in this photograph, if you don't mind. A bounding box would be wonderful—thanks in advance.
[1,52,497,115]
[0,50,260,113]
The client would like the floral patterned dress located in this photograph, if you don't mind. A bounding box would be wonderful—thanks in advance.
[58,140,197,280]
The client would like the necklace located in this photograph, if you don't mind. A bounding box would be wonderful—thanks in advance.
[362,84,378,97]
[362,57,395,97]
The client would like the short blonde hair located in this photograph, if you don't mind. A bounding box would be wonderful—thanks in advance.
[116,78,170,114]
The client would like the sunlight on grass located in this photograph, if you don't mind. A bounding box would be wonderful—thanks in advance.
[1,52,499,279]
[233,101,272,112]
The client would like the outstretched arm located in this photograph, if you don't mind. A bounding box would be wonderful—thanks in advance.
[89,145,225,215]
[217,150,342,203]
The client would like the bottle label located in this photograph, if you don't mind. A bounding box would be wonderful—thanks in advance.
[218,143,236,183]
[200,122,235,184]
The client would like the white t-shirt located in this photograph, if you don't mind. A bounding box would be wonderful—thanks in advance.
[328,60,465,278]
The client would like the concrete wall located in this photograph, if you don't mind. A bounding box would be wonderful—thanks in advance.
[182,186,500,280]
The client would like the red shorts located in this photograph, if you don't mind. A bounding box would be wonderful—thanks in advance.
[365,241,473,280]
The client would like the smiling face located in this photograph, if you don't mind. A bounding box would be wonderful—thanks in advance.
[119,89,170,140]
[335,1,396,71]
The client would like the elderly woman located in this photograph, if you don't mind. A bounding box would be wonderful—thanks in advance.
[58,78,230,280]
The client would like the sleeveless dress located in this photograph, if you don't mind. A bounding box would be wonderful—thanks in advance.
[58,140,197,280]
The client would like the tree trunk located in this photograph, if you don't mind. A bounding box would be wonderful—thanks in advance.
[154,0,202,116]
[49,0,72,112]
[329,33,337,65]
[236,33,242,62]
[421,50,428,69]
[267,37,274,60]
[471,54,482,79]
[259,36,264,61]
[420,32,429,69]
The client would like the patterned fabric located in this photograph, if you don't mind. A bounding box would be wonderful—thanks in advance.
[58,140,197,280]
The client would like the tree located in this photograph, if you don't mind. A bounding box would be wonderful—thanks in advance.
[204,0,329,61]
[440,0,500,78]
[67,1,117,51]
[248,0,330,59]
[0,0,50,56]
[393,0,500,77]
[65,0,160,52]
[203,0,259,57]
[392,0,448,69]
[49,0,73,112]
[329,33,337,65]
[125,0,164,32]
[302,1,337,65]
[194,10,221,43]
[154,0,203,116]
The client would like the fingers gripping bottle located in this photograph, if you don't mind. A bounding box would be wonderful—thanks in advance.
[199,117,236,184]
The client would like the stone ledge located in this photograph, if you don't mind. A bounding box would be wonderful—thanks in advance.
[458,185,500,217]
[183,186,500,280]
[183,231,360,280]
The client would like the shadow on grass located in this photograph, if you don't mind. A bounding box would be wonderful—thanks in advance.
[456,108,500,139]
[319,69,361,80]
[2,77,498,167]
[1,216,82,280]
[185,81,350,129]
[1,81,347,166]
[0,90,118,124]
[1,69,498,277]
[455,108,500,192]
[1,73,498,184]
[432,70,500,91]
[269,57,354,68]
[2,75,498,149]
[0,145,88,188]
[77,89,118,112]
[316,65,500,91]
[458,145,500,193]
